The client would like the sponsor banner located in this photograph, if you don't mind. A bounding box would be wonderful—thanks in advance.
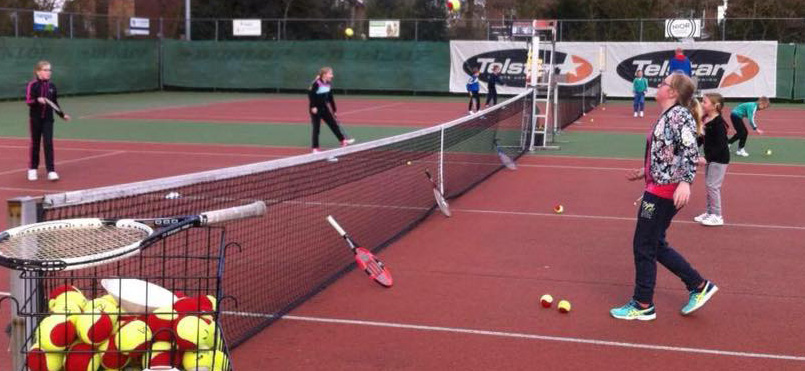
[607,41,776,97]
[233,19,261,36]
[369,20,400,38]
[129,17,150,36]
[449,41,598,94]
[33,11,59,32]
[664,19,702,38]
[450,41,776,97]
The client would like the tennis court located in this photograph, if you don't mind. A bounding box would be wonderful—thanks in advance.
[0,89,804,370]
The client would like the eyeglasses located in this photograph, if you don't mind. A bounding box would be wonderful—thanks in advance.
[41,69,52,72]
[658,81,671,88]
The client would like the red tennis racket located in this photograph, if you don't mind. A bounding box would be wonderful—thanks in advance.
[326,215,392,287]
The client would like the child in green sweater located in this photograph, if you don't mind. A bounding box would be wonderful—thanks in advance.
[632,70,648,117]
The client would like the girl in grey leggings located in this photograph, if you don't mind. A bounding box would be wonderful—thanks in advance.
[695,93,730,226]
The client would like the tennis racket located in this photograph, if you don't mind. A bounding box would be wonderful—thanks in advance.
[494,139,517,170]
[326,215,393,288]
[42,97,64,116]
[425,169,451,217]
[0,201,266,271]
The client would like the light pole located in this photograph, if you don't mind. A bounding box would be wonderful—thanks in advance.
[185,0,191,40]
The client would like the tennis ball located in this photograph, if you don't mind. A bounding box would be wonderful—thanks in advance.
[65,342,103,371]
[35,314,77,351]
[406,161,412,165]
[147,305,180,342]
[49,285,87,315]
[99,294,119,307]
[76,311,115,344]
[143,341,183,369]
[83,297,119,315]
[345,27,354,37]
[553,205,564,214]
[26,343,64,371]
[203,321,224,350]
[558,300,572,313]
[114,319,153,353]
[183,350,230,371]
[447,0,461,11]
[540,294,553,308]
[765,149,773,156]
[590,118,594,123]
[175,315,213,350]
[174,295,216,323]
[99,339,130,369]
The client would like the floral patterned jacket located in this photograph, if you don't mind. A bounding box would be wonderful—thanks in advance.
[645,104,699,185]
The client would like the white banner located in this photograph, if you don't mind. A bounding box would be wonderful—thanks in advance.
[33,11,58,32]
[449,41,776,98]
[369,20,399,38]
[449,41,599,94]
[664,19,702,38]
[129,17,150,36]
[233,19,261,36]
[605,41,777,98]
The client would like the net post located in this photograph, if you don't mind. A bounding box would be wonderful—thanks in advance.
[7,196,42,371]
[439,126,445,196]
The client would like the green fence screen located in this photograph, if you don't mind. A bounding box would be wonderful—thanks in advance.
[161,40,448,92]
[776,44,795,100]
[794,44,805,100]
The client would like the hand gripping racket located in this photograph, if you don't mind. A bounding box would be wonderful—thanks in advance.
[42,97,64,116]
[494,139,517,170]
[425,169,451,217]
[326,215,393,288]
[0,201,267,271]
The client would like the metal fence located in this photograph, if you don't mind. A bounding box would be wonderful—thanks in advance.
[3,8,805,43]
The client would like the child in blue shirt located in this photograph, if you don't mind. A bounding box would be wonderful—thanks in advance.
[466,68,480,114]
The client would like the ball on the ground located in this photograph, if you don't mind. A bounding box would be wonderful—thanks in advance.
[174,315,213,350]
[553,205,564,214]
[765,149,773,156]
[114,319,153,353]
[590,118,594,122]
[36,314,77,351]
[165,191,182,199]
[345,27,354,37]
[183,350,230,371]
[26,343,64,371]
[558,300,572,313]
[406,161,412,165]
[540,294,553,308]
[65,342,103,371]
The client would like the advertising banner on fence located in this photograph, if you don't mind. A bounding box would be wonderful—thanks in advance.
[450,41,776,97]
[233,19,261,36]
[129,17,150,36]
[33,11,58,32]
[369,20,400,38]
[449,41,600,94]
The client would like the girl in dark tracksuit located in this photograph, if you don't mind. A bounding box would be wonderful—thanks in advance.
[485,66,501,107]
[308,67,352,152]
[694,93,730,226]
[25,61,70,181]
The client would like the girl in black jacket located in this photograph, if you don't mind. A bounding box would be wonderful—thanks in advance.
[308,67,354,153]
[25,60,70,181]
[694,93,729,226]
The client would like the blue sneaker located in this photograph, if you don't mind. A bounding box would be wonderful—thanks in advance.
[681,281,719,315]
[610,299,656,321]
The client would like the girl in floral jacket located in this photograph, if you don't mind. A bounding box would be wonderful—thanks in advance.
[610,72,718,321]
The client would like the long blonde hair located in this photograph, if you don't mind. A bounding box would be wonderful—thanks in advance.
[34,60,51,77]
[669,72,703,135]
[316,66,333,81]
[703,93,724,115]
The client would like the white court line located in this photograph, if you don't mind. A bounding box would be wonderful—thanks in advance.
[337,102,407,116]
[0,291,10,297]
[223,312,805,362]
[455,208,805,231]
[0,151,126,177]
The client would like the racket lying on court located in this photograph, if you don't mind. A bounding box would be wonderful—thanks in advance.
[494,139,517,170]
[0,201,266,271]
[326,215,393,287]
[42,97,64,116]
[425,169,451,217]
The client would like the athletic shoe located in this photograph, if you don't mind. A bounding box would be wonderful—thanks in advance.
[701,214,724,226]
[681,281,719,315]
[312,148,321,154]
[639,111,644,117]
[634,112,638,117]
[610,299,656,321]
[343,138,356,145]
[47,172,59,181]
[693,213,710,223]
[468,111,474,115]
[736,148,749,157]
[27,169,37,181]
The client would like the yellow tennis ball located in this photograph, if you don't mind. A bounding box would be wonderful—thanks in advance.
[99,294,119,307]
[553,205,564,214]
[406,161,412,165]
[83,297,119,315]
[765,149,773,156]
[540,294,553,308]
[203,321,224,350]
[143,341,183,369]
[65,342,103,371]
[345,27,354,37]
[76,311,115,344]
[174,315,212,350]
[114,319,152,353]
[26,343,64,371]
[49,290,87,315]
[183,350,231,371]
[35,314,77,351]
[558,300,572,313]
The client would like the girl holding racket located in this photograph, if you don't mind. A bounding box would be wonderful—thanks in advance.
[308,67,354,153]
[25,61,70,181]
[611,72,717,321]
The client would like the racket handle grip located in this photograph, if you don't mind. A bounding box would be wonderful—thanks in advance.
[326,215,347,236]
[202,201,266,225]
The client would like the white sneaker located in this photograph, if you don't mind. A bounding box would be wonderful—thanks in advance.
[634,112,638,117]
[693,213,710,223]
[343,138,356,145]
[640,111,644,117]
[736,148,749,157]
[701,214,724,226]
[312,148,321,154]
[468,110,474,115]
[47,171,59,181]
[27,169,37,181]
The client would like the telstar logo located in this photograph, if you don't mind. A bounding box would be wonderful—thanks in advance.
[462,49,593,86]
[617,50,759,89]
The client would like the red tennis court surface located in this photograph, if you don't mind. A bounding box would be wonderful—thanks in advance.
[90,97,473,127]
[571,103,805,138]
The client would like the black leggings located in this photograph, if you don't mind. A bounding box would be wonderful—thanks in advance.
[728,113,748,148]
[311,109,345,149]
[485,90,497,106]
[29,118,55,172]
[468,91,480,111]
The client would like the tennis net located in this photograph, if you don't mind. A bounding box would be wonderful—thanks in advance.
[20,90,534,350]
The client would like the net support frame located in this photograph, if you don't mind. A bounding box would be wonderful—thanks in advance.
[527,20,559,151]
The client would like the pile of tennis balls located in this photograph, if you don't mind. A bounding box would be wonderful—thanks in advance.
[27,284,230,371]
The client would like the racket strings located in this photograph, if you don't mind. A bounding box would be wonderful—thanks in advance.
[0,226,147,261]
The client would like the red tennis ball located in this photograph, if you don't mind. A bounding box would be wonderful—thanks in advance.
[174,315,213,350]
[558,300,572,313]
[26,344,64,371]
[99,339,130,369]
[540,294,553,308]
[147,305,180,342]
[76,311,115,344]
[553,205,564,214]
[48,285,86,315]
[144,341,184,369]
[64,342,102,371]
[114,319,153,353]
[36,314,77,351]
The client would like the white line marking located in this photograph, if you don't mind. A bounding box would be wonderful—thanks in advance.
[337,102,407,116]
[0,291,10,297]
[222,312,805,362]
[0,151,126,177]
